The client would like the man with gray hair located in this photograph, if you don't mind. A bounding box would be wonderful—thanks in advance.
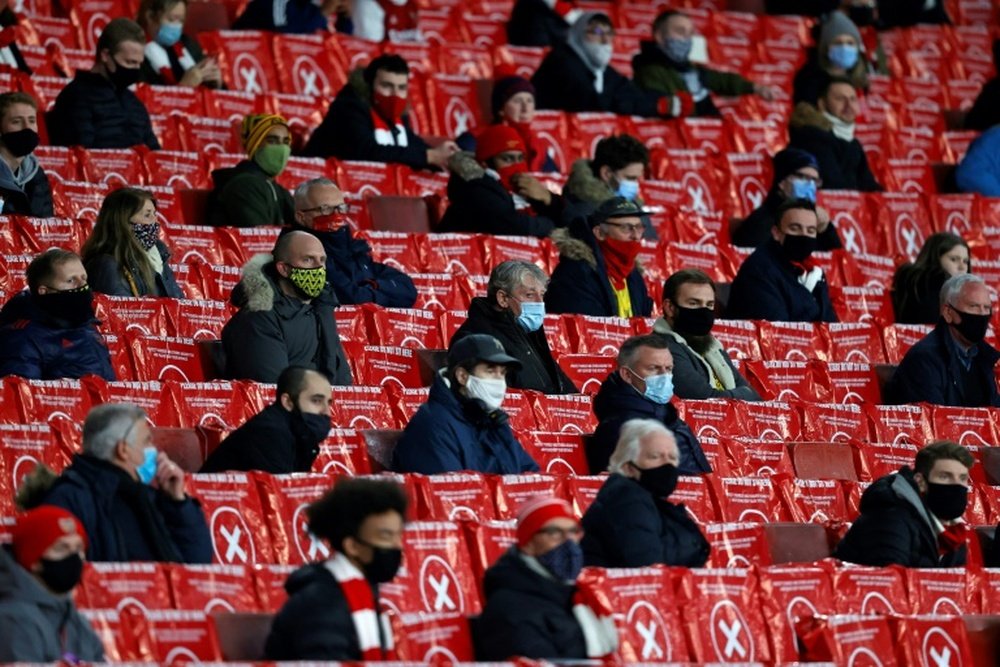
[580,418,709,568]
[885,273,1000,407]
[29,403,212,562]
[451,260,576,394]
[281,178,416,308]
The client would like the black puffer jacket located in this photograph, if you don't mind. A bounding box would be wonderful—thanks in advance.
[835,467,966,568]
[199,403,322,474]
[47,71,160,149]
[475,547,588,661]
[581,473,709,568]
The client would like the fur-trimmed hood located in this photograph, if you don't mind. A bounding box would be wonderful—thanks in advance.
[347,67,370,102]
[232,253,277,312]
[448,150,486,182]
[564,159,614,204]
[790,101,833,131]
[551,226,598,268]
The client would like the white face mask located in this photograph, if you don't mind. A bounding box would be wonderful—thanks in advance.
[464,374,507,412]
[582,42,613,69]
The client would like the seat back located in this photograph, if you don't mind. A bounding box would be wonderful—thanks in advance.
[361,429,405,472]
[368,196,431,233]
[764,522,832,564]
[179,188,213,226]
[197,339,227,380]
[790,443,859,481]
[210,612,274,660]
[416,348,447,386]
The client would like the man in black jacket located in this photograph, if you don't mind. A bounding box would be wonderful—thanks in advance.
[885,273,1000,407]
[0,92,52,218]
[200,367,332,474]
[589,334,709,475]
[452,260,576,394]
[266,478,406,660]
[48,18,159,150]
[835,441,973,567]
[302,54,457,169]
[582,418,709,568]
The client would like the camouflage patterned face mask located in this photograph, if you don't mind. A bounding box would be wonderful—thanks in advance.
[286,265,326,298]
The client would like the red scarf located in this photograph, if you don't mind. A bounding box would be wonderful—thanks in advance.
[789,257,819,274]
[325,553,396,661]
[599,237,641,289]
[937,523,967,558]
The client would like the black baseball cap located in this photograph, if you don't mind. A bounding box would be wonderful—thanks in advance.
[448,334,522,370]
[589,196,646,226]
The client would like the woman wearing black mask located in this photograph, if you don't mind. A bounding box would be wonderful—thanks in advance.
[0,92,53,217]
[0,506,105,662]
[580,419,709,568]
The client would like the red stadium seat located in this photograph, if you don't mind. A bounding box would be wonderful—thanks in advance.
[210,612,273,660]
[763,522,831,564]
[368,195,432,233]
[790,443,860,481]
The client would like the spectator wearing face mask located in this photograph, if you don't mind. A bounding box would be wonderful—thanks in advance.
[506,0,582,47]
[207,114,296,228]
[792,11,884,108]
[201,367,332,474]
[137,0,221,88]
[732,147,841,249]
[0,0,32,74]
[835,442,972,567]
[0,92,53,218]
[588,335,708,476]
[562,134,656,241]
[0,506,105,662]
[885,274,1000,408]
[892,232,971,325]
[475,496,619,661]
[392,334,540,475]
[652,270,760,401]
[788,75,882,192]
[547,197,654,318]
[727,199,838,323]
[19,403,213,563]
[81,187,184,298]
[581,419,710,567]
[438,125,563,238]
[452,261,577,395]
[632,10,779,117]
[48,19,159,150]
[532,12,678,118]
[0,249,114,381]
[303,54,458,170]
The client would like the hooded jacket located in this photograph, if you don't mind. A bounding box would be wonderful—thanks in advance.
[835,467,966,568]
[651,317,760,401]
[35,454,212,563]
[589,371,709,475]
[278,224,417,308]
[545,218,652,318]
[47,71,160,150]
[302,68,430,168]
[733,188,843,249]
[452,296,577,395]
[0,547,105,662]
[580,473,709,568]
[791,10,885,106]
[884,320,1000,407]
[85,241,184,298]
[726,238,837,323]
[0,291,115,381]
[0,153,53,218]
[437,152,562,238]
[392,373,539,474]
[476,547,589,661]
[561,159,657,241]
[206,159,296,228]
[788,103,883,192]
[199,403,323,474]
[221,254,353,385]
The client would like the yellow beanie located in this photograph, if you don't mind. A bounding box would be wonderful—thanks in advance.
[241,113,288,157]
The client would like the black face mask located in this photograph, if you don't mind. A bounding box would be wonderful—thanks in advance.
[948,307,990,345]
[780,233,818,263]
[38,553,84,594]
[631,461,679,499]
[2,128,39,157]
[35,286,94,327]
[672,303,715,337]
[356,538,403,584]
[108,58,141,90]
[291,409,332,444]
[924,481,968,521]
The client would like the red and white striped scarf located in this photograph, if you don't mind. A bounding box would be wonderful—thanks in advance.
[324,553,396,661]
[370,110,408,148]
[144,39,196,86]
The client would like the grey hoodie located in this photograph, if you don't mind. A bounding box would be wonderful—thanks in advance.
[0,547,105,662]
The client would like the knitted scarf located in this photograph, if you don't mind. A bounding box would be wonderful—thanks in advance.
[371,110,408,147]
[572,578,620,658]
[324,553,396,661]
[144,39,196,86]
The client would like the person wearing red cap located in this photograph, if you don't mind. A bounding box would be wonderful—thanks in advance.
[437,124,564,237]
[475,495,617,661]
[0,506,105,662]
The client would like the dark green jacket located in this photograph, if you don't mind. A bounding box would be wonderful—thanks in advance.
[632,41,754,116]
[206,159,295,228]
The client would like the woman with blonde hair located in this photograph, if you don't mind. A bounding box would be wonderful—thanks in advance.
[81,187,184,298]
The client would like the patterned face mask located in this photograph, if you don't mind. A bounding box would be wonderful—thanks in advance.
[286,265,326,298]
[132,222,160,251]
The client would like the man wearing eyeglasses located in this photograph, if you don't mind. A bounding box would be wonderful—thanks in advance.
[282,177,416,308]
[885,273,1000,407]
[475,496,618,661]
[547,196,653,318]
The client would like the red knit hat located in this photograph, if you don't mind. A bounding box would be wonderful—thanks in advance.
[475,124,526,163]
[12,506,87,569]
[516,496,577,547]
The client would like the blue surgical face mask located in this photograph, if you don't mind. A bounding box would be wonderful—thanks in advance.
[136,446,158,485]
[629,368,673,404]
[789,177,817,203]
[615,178,640,202]
[535,539,583,582]
[661,37,693,63]
[827,43,859,70]
[516,301,545,332]
[155,21,183,47]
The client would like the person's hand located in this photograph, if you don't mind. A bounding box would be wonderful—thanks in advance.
[199,57,222,86]
[180,58,220,88]
[513,173,552,205]
[154,452,186,501]
[427,141,459,169]
[816,204,831,233]
[754,83,780,102]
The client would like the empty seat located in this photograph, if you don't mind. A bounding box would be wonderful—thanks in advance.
[153,427,207,473]
[415,348,447,386]
[789,443,859,481]
[764,522,831,564]
[368,196,431,233]
[179,188,212,226]
[361,429,405,471]
[210,612,274,660]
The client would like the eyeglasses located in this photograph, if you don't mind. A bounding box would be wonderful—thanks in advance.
[301,203,350,215]
[536,526,583,539]
[601,220,645,234]
[585,27,615,39]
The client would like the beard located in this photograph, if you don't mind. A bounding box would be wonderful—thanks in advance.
[680,332,714,355]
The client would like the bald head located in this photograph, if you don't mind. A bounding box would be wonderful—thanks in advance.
[273,231,327,299]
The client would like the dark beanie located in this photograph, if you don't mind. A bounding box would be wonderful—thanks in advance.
[491,76,535,119]
[771,148,819,187]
